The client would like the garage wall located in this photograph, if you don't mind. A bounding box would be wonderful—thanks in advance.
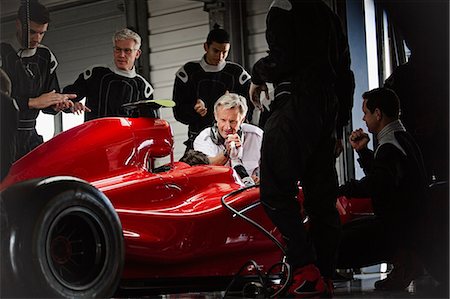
[0,0,126,138]
[47,1,126,88]
[51,0,126,132]
[244,0,275,127]
[147,0,209,160]
[245,0,271,70]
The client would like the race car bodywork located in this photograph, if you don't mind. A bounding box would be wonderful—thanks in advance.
[0,113,372,297]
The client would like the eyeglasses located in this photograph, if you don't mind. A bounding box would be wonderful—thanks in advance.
[113,46,138,55]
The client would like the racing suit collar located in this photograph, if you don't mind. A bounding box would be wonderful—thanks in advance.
[200,55,226,72]
[111,63,137,78]
[14,39,37,58]
[375,119,407,157]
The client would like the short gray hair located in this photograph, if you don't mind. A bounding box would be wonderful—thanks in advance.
[214,92,248,119]
[113,28,141,49]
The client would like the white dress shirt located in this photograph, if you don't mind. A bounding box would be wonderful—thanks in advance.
[194,123,263,177]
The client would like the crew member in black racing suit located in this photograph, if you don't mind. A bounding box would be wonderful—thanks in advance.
[337,88,428,292]
[63,28,154,121]
[0,1,78,161]
[378,1,449,293]
[172,24,252,153]
[249,0,355,297]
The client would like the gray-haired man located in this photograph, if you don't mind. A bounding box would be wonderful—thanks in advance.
[64,28,154,121]
[194,92,263,186]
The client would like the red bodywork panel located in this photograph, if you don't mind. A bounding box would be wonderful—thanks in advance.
[0,117,373,281]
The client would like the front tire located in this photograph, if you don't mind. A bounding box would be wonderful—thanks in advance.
[1,177,124,298]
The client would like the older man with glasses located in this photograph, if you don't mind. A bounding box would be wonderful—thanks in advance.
[64,28,154,121]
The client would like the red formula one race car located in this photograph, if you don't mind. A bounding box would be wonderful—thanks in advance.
[0,101,372,298]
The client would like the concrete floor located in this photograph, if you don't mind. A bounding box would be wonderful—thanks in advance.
[147,271,447,299]
[333,272,444,299]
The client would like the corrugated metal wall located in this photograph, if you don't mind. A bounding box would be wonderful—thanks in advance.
[51,0,126,132]
[245,0,271,69]
[48,1,126,88]
[147,0,209,160]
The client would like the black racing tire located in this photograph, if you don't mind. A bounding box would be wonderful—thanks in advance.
[1,177,124,298]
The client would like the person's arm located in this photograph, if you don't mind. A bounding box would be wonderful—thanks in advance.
[63,70,94,114]
[338,177,371,198]
[29,90,77,112]
[172,65,203,125]
[195,142,228,166]
[0,92,18,181]
[349,128,375,174]
[356,147,375,175]
[367,144,406,216]
[333,13,355,139]
[141,77,154,100]
[233,65,255,121]
[208,151,229,166]
[39,76,72,114]
[338,129,373,198]
[250,6,293,110]
[40,49,73,114]
[252,8,294,84]
[340,143,405,213]
[193,131,228,166]
[338,144,374,198]
[63,71,89,102]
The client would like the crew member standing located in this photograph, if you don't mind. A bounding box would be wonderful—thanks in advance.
[0,1,78,160]
[64,28,153,121]
[249,0,355,296]
[172,24,252,153]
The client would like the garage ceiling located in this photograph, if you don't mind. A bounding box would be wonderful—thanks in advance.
[1,0,71,18]
[0,0,215,19]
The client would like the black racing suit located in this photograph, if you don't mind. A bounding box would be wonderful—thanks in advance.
[0,43,60,160]
[172,56,251,152]
[0,92,18,180]
[251,0,355,278]
[63,66,154,121]
[337,126,428,268]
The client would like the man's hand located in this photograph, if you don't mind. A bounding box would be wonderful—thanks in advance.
[251,175,260,184]
[54,99,74,112]
[194,99,207,117]
[29,90,77,110]
[349,128,370,151]
[209,150,229,166]
[249,82,269,111]
[225,133,242,151]
[70,102,92,115]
